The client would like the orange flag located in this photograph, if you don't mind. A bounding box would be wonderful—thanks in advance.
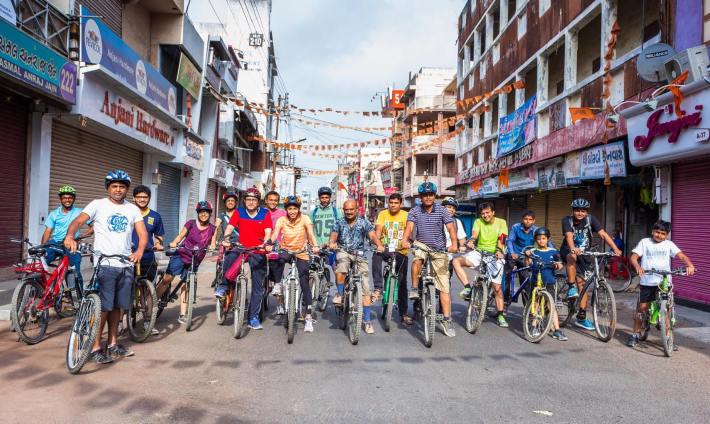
[669,70,689,118]
[498,169,510,190]
[569,107,596,124]
[471,180,482,193]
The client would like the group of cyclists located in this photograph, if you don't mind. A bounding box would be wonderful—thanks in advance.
[35,167,696,365]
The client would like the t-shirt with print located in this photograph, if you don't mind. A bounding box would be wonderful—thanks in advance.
[132,208,164,264]
[227,207,272,249]
[632,238,681,287]
[178,220,216,266]
[45,206,83,244]
[562,215,603,251]
[82,198,143,268]
[528,246,561,284]
[275,214,312,260]
[332,217,374,252]
[375,209,408,255]
[312,205,340,246]
[407,203,453,252]
[473,217,508,254]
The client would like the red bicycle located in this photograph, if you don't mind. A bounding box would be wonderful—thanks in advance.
[10,238,87,344]
[215,244,262,339]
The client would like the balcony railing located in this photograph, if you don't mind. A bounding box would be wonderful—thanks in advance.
[405,95,457,116]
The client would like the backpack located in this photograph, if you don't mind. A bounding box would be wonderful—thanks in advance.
[568,216,592,248]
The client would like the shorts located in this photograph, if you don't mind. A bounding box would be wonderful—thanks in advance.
[412,241,450,293]
[561,247,593,281]
[166,255,193,280]
[463,250,505,285]
[97,266,133,312]
[335,251,371,295]
[639,285,659,303]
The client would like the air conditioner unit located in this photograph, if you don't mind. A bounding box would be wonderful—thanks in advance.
[664,45,710,83]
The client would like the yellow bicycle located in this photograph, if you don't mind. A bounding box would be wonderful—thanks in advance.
[522,256,555,343]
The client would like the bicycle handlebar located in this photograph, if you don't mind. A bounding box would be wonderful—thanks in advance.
[578,251,617,257]
[644,268,688,277]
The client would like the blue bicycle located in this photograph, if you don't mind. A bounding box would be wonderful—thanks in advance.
[503,258,570,325]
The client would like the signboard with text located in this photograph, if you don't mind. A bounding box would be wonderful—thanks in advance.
[390,89,405,110]
[579,141,627,180]
[176,52,201,99]
[497,95,536,158]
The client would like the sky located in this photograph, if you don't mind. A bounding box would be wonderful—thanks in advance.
[271,0,462,194]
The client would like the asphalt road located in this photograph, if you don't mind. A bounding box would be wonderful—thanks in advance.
[1,265,709,424]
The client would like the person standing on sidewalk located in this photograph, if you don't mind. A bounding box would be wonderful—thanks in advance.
[131,185,164,283]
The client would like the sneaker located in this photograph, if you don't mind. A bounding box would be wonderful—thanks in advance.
[364,322,375,334]
[108,344,135,358]
[276,304,285,315]
[90,349,114,364]
[552,330,568,341]
[214,287,227,299]
[575,318,595,331]
[177,315,187,325]
[532,328,541,338]
[304,317,314,333]
[271,283,283,296]
[408,290,420,300]
[333,294,343,305]
[248,317,263,330]
[442,320,456,337]
[497,314,509,328]
[143,323,159,336]
[626,334,639,347]
[459,286,472,301]
[673,344,679,352]
[567,286,579,299]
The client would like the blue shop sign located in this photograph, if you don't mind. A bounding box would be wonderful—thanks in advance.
[497,95,537,158]
[0,17,76,103]
[81,6,176,115]
[579,140,627,180]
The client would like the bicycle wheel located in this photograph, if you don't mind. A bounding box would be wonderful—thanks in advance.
[184,276,196,332]
[287,280,297,344]
[309,273,320,312]
[465,280,488,334]
[127,278,157,343]
[592,280,617,342]
[347,281,362,345]
[423,284,436,348]
[383,276,396,332]
[318,275,329,312]
[606,260,632,293]
[234,275,248,338]
[54,281,78,319]
[555,276,571,326]
[11,278,49,345]
[66,293,101,374]
[215,293,227,326]
[659,299,674,357]
[155,273,168,319]
[522,289,555,343]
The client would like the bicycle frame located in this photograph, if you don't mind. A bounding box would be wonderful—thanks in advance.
[282,255,302,315]
[569,253,607,309]
[382,251,403,306]
[15,246,75,311]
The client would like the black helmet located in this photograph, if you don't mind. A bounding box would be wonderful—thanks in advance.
[317,187,332,196]
[534,227,551,238]
[571,198,591,209]
[442,197,459,208]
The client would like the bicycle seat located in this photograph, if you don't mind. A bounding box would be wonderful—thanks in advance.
[28,247,46,257]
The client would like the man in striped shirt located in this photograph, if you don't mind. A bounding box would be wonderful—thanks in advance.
[401,182,458,337]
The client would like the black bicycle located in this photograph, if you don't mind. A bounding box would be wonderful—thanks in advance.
[410,245,441,348]
[125,256,158,343]
[309,248,333,314]
[464,248,501,334]
[334,247,367,345]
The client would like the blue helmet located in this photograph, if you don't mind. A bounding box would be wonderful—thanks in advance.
[571,198,591,209]
[442,197,458,208]
[105,169,131,188]
[418,181,437,195]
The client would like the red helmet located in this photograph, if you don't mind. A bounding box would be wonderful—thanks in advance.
[244,187,261,200]
[222,191,238,202]
[196,201,213,212]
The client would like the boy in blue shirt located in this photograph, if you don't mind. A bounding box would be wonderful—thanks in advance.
[524,227,567,341]
[131,185,165,282]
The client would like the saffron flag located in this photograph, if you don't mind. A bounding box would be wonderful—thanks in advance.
[569,107,596,124]
[669,70,689,118]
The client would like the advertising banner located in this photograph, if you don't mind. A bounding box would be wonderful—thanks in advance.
[579,141,627,180]
[497,95,537,158]
[177,52,201,99]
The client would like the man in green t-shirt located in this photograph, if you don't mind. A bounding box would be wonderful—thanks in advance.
[452,202,510,327]
[311,187,341,268]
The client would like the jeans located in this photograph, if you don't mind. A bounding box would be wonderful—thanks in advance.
[45,247,83,289]
[371,252,409,317]
[271,253,312,311]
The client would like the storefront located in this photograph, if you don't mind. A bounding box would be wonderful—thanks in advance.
[622,81,710,306]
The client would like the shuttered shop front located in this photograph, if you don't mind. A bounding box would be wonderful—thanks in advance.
[50,122,143,209]
[546,190,574,248]
[157,164,181,242]
[672,161,710,305]
[0,94,28,267]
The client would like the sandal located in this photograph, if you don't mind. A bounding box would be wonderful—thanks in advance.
[364,322,375,334]
[371,289,382,302]
[401,314,413,326]
[333,294,343,305]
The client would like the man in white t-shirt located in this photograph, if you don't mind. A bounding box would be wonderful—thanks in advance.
[66,170,147,364]
[626,220,695,348]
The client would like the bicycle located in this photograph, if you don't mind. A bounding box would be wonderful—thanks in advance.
[334,247,367,346]
[125,260,158,343]
[637,268,688,357]
[410,245,440,348]
[66,250,132,374]
[155,245,212,332]
[10,238,87,344]
[309,248,333,314]
[278,248,309,344]
[464,248,501,335]
[216,244,261,339]
[561,250,617,342]
[211,245,226,288]
[521,255,557,343]
[379,247,404,332]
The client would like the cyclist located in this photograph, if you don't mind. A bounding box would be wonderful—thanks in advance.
[268,195,320,332]
[312,186,340,267]
[216,187,272,330]
[452,202,508,328]
[372,192,411,325]
[561,198,621,331]
[160,201,216,324]
[626,220,695,348]
[265,190,287,315]
[211,191,240,247]
[328,199,384,335]
[65,170,147,364]
[42,185,92,290]
[131,185,164,283]
[442,196,466,262]
[505,210,543,303]
[523,227,567,341]
[400,182,458,337]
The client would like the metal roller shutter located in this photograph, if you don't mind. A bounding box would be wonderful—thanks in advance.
[206,181,218,223]
[157,164,181,242]
[506,196,527,225]
[672,162,710,305]
[526,193,547,231]
[50,122,143,211]
[188,171,200,215]
[546,190,574,248]
[0,96,28,267]
[76,0,122,35]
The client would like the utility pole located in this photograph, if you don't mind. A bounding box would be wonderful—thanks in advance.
[271,94,282,191]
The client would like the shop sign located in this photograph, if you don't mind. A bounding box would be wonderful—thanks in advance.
[209,159,232,186]
[579,141,627,180]
[500,167,538,193]
[390,89,404,110]
[497,95,536,158]
[176,52,201,99]
[537,162,567,190]
[0,0,16,24]
[0,17,76,103]
[470,143,533,179]
[181,135,204,170]
[469,176,498,199]
[81,6,177,115]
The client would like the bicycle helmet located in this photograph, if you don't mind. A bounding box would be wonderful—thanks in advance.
[571,198,591,209]
[534,227,551,238]
[222,191,238,202]
[442,197,459,208]
[104,169,131,188]
[283,195,302,208]
[317,187,332,196]
[58,185,76,196]
[418,181,437,195]
[195,200,213,212]
[244,187,261,200]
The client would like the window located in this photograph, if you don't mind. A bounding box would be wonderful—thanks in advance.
[539,0,551,16]
[517,13,527,40]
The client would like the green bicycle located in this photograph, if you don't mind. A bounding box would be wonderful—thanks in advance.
[380,248,403,332]
[638,268,687,357]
